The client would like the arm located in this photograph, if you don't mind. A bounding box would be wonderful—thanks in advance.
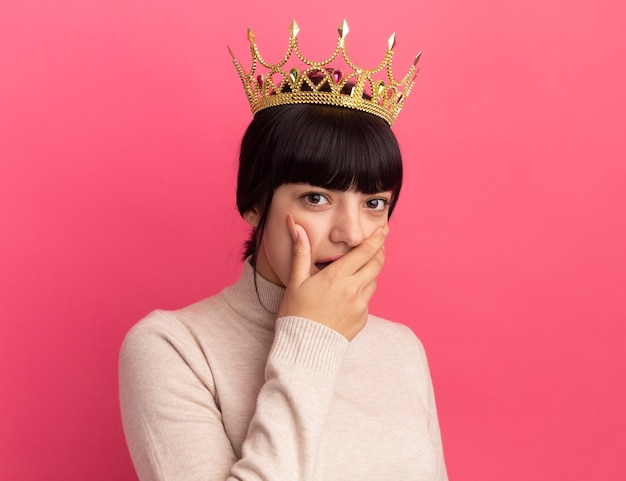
[231,316,348,481]
[119,312,348,481]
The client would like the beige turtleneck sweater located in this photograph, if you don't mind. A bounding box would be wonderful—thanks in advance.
[119,261,447,480]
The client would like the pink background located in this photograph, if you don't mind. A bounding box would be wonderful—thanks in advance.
[1,1,625,480]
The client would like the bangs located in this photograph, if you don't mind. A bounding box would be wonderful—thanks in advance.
[263,105,402,196]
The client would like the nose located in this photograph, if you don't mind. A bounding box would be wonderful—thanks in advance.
[329,205,365,247]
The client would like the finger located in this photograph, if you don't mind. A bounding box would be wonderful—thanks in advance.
[361,242,386,273]
[351,245,385,287]
[286,215,311,288]
[331,225,388,276]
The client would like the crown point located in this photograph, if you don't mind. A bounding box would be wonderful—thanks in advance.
[413,51,422,66]
[247,28,255,44]
[227,45,235,59]
[289,20,300,38]
[388,33,396,51]
[338,19,349,40]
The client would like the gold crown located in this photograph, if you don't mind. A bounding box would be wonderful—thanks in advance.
[228,20,421,126]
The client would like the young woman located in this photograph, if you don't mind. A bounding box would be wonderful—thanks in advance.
[120,22,447,481]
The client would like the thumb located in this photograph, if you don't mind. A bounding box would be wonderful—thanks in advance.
[286,215,311,288]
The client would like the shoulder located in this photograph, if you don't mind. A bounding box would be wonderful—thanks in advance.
[119,298,227,402]
[355,314,431,381]
[119,295,225,372]
[363,314,426,354]
[121,298,210,348]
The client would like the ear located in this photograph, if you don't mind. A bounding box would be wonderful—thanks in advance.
[243,208,260,228]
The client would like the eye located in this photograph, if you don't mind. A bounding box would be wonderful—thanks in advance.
[365,198,390,211]
[302,192,330,206]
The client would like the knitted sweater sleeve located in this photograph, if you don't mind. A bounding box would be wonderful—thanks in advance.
[119,313,348,481]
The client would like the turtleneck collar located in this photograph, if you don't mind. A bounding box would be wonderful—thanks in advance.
[220,259,285,331]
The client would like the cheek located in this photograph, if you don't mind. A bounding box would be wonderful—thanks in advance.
[372,216,389,229]
[363,215,389,238]
[263,219,291,259]
[256,226,292,287]
[291,216,327,250]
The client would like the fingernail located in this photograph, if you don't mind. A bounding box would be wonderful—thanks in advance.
[381,224,390,236]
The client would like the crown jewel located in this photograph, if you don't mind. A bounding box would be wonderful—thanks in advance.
[228,20,420,126]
